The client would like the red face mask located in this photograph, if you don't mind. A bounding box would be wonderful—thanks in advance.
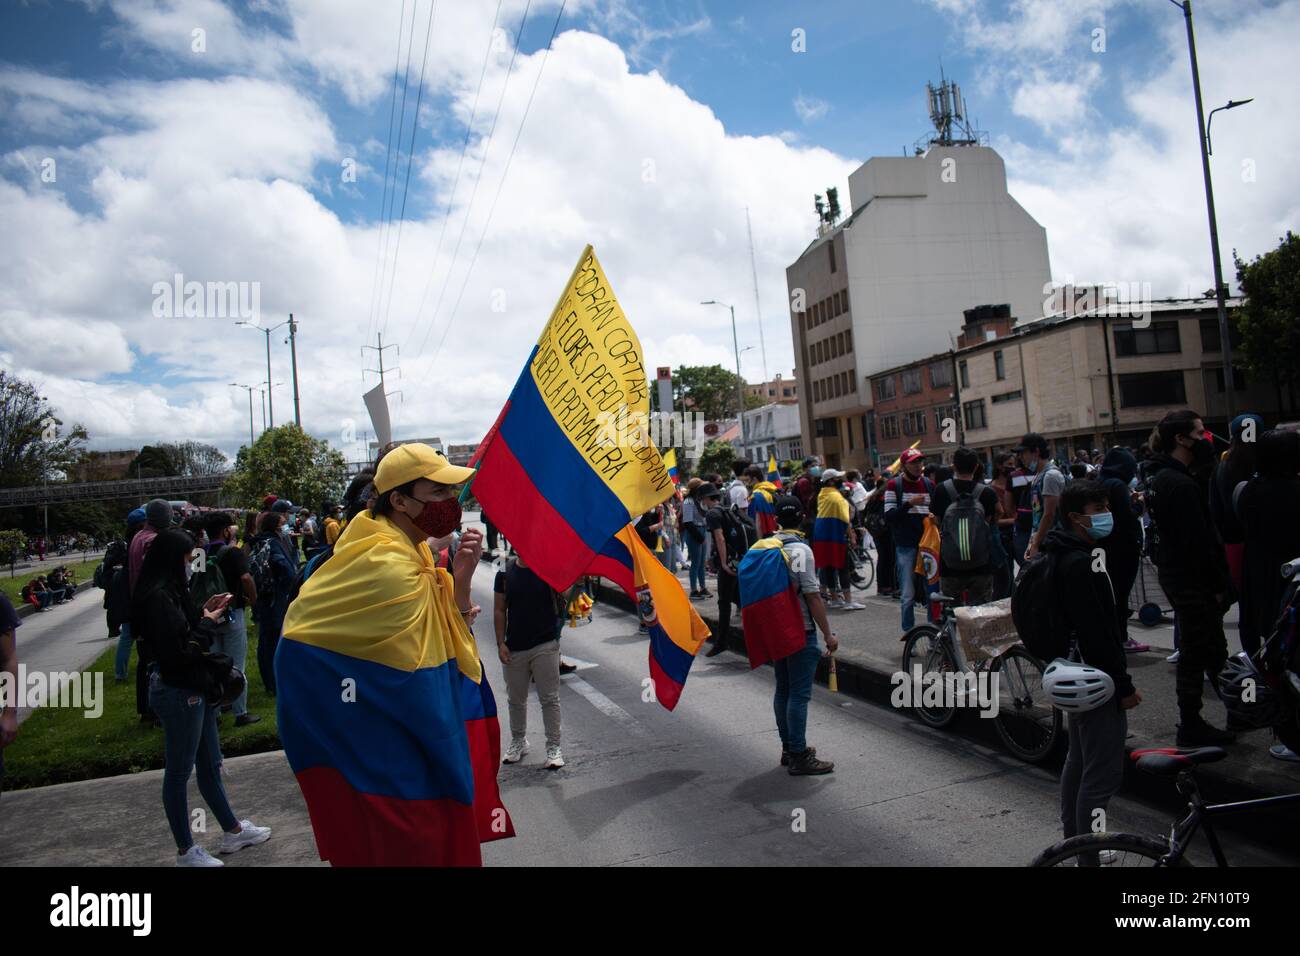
[411,496,462,538]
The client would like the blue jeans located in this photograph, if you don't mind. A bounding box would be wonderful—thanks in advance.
[685,527,707,592]
[148,669,239,851]
[114,621,134,681]
[209,608,249,717]
[773,638,822,754]
[896,545,919,631]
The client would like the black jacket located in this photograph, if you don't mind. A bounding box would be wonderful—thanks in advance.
[1097,448,1142,588]
[1041,526,1136,701]
[1239,475,1300,641]
[133,584,216,691]
[1145,454,1231,595]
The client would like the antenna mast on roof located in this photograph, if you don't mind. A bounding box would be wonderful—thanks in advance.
[914,71,987,154]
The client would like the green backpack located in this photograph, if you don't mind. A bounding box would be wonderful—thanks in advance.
[189,545,230,608]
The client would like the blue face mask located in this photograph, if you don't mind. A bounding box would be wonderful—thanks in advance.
[1128,477,1139,491]
[810,467,822,478]
[1085,512,1114,540]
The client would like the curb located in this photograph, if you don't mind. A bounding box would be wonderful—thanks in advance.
[14,581,98,619]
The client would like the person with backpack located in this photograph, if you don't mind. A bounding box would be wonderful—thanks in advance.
[494,553,566,769]
[1096,447,1148,653]
[249,510,298,698]
[681,478,711,600]
[727,459,753,511]
[108,510,145,681]
[814,470,863,610]
[1145,410,1235,747]
[1014,480,1140,851]
[703,482,756,657]
[883,449,933,633]
[202,512,260,726]
[132,528,272,866]
[1017,433,1065,562]
[929,447,1000,606]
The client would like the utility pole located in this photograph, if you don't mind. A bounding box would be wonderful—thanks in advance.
[363,332,402,410]
[230,384,256,447]
[745,207,769,385]
[288,313,302,428]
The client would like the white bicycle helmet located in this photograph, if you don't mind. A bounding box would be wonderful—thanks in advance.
[1041,659,1115,713]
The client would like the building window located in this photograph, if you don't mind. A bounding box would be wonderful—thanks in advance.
[880,415,900,439]
[963,399,987,431]
[929,361,952,388]
[833,294,842,317]
[902,410,928,436]
[1118,371,1187,407]
[934,404,957,431]
[783,387,792,397]
[992,390,1023,404]
[846,329,853,352]
[790,441,802,460]
[849,375,857,393]
[828,242,837,274]
[994,350,1006,380]
[833,376,842,398]
[900,368,922,395]
[1200,317,1244,354]
[848,418,855,450]
[815,417,839,437]
[1213,366,1247,392]
[842,288,849,312]
[959,360,969,389]
[1113,321,1181,356]
[875,376,896,401]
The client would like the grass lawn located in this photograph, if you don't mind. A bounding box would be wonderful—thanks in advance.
[3,620,281,790]
[1,557,103,607]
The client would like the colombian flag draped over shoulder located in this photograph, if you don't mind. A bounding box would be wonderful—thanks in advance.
[748,481,779,537]
[737,537,807,669]
[472,245,708,709]
[813,486,850,568]
[276,512,514,866]
[915,514,942,613]
[586,526,710,710]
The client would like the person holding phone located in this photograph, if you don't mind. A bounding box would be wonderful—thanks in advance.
[132,528,271,867]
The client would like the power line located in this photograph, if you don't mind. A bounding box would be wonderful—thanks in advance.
[408,0,533,366]
[418,0,567,384]
[363,0,409,352]
[378,0,438,341]
[395,0,503,357]
[368,0,420,349]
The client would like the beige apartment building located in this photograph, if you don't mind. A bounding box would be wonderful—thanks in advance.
[955,297,1281,461]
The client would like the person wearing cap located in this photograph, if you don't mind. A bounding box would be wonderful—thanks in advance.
[883,449,934,633]
[814,469,864,611]
[770,495,838,775]
[727,459,753,511]
[793,457,821,514]
[1017,433,1064,562]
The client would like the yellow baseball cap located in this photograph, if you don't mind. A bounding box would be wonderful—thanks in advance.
[373,443,476,494]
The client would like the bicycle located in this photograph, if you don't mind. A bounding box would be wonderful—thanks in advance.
[1031,747,1300,866]
[848,542,875,592]
[900,592,1061,763]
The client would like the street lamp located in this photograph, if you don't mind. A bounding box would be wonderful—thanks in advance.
[237,318,289,429]
[229,383,256,447]
[700,300,747,431]
[1206,98,1253,157]
[1167,0,1252,419]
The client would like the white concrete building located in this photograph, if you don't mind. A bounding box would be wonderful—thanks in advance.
[787,144,1052,470]
[740,402,804,467]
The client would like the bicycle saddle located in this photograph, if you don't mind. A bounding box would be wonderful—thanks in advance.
[929,593,956,606]
[1131,747,1228,776]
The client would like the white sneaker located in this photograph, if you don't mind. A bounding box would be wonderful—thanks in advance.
[826,599,846,610]
[1098,849,1118,865]
[842,601,866,610]
[177,845,224,867]
[218,820,272,854]
[1270,744,1300,763]
[1166,650,1180,663]
[503,738,529,764]
[544,746,565,769]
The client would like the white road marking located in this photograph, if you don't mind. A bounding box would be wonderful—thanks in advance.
[563,674,645,735]
[559,655,600,672]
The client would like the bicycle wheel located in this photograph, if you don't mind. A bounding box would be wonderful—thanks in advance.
[991,646,1061,764]
[1030,832,1191,867]
[850,547,875,592]
[900,624,959,727]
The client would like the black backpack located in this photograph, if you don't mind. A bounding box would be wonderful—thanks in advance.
[249,539,276,603]
[717,505,759,569]
[938,480,992,573]
[1010,550,1074,662]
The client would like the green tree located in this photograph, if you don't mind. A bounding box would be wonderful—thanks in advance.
[224,424,347,511]
[0,529,26,576]
[696,439,736,479]
[0,371,88,487]
[1235,231,1300,415]
[651,365,762,420]
[163,441,228,476]
[127,444,180,479]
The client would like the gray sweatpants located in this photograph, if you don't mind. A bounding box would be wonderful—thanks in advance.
[503,639,562,748]
[1060,704,1127,840]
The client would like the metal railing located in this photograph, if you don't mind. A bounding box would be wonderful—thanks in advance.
[0,473,229,508]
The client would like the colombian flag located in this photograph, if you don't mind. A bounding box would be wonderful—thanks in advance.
[664,448,679,485]
[587,525,711,710]
[748,481,779,537]
[738,537,808,668]
[276,512,513,866]
[813,486,850,569]
[472,245,674,595]
[915,514,943,621]
[766,454,782,487]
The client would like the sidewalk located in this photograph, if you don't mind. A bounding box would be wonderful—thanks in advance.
[611,550,1300,802]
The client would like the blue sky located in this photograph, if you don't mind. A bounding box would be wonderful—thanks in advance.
[1,0,1296,456]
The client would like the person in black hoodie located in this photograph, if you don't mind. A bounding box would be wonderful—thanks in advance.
[133,529,271,866]
[1209,413,1263,653]
[1043,480,1141,846]
[250,510,299,697]
[1144,410,1235,746]
[1238,430,1300,656]
[1097,447,1146,651]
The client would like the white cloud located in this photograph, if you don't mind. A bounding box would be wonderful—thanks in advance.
[793,93,829,124]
